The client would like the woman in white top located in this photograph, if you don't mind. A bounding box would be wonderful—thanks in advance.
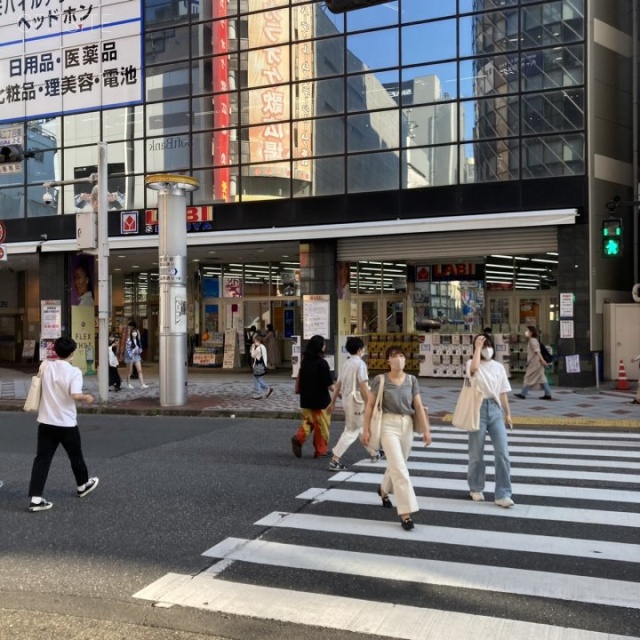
[250,335,273,400]
[466,333,514,508]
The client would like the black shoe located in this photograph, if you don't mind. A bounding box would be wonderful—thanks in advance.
[401,517,415,531]
[291,437,302,458]
[266,387,274,398]
[29,499,53,512]
[514,393,526,399]
[377,486,392,508]
[628,399,640,405]
[541,395,553,400]
[77,477,99,498]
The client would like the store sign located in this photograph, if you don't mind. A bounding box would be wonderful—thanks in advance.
[0,0,143,124]
[418,263,485,281]
[144,206,214,234]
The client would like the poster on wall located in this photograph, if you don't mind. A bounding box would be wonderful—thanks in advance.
[41,300,62,339]
[70,255,96,374]
[303,295,330,339]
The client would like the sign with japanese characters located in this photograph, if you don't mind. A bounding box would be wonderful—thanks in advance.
[0,0,143,124]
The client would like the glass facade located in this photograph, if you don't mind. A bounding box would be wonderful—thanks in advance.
[1,0,585,219]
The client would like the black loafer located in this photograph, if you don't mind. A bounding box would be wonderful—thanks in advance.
[377,486,392,508]
[401,518,415,531]
[291,437,302,458]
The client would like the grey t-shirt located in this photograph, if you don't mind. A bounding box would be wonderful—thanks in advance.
[370,373,419,415]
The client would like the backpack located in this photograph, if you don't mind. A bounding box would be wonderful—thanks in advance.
[539,342,552,364]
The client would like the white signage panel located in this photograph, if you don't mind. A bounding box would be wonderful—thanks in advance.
[0,0,143,124]
[559,293,574,318]
[303,294,330,340]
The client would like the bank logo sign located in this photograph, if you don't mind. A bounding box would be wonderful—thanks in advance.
[0,0,143,124]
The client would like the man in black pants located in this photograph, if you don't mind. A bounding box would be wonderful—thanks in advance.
[27,336,99,512]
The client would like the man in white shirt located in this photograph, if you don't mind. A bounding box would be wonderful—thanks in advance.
[27,336,99,512]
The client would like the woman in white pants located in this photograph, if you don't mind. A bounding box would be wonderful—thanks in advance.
[363,345,431,531]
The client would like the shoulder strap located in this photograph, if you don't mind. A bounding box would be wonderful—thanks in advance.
[375,373,385,407]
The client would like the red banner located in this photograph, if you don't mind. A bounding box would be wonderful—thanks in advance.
[212,0,230,202]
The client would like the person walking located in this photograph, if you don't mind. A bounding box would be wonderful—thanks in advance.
[125,327,148,389]
[327,336,382,471]
[362,345,431,531]
[465,333,514,508]
[27,336,99,512]
[264,324,281,370]
[291,335,335,459]
[250,335,273,399]
[629,354,640,405]
[514,325,552,400]
[108,336,121,392]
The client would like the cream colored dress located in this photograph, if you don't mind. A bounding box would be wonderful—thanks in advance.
[523,338,546,388]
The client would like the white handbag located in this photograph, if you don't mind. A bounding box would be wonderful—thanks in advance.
[368,374,385,450]
[342,366,365,418]
[24,360,49,413]
[451,377,483,432]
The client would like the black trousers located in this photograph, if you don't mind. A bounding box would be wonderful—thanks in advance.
[28,424,89,497]
[108,365,121,388]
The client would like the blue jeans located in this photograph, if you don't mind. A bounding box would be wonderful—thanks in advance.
[467,399,512,500]
[253,374,269,394]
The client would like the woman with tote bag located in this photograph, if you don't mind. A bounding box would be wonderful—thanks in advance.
[362,345,431,531]
[465,333,514,508]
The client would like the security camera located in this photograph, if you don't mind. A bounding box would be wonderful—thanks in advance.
[42,190,53,204]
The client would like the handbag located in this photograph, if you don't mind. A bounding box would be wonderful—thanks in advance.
[368,374,385,450]
[253,359,266,376]
[451,377,483,432]
[24,360,49,413]
[412,407,428,434]
[343,366,365,417]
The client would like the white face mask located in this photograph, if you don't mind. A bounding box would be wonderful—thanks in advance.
[389,355,406,370]
[524,330,530,338]
[132,333,138,339]
[481,347,494,360]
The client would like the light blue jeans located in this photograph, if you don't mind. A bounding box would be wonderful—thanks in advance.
[519,381,552,397]
[253,374,269,395]
[467,399,512,500]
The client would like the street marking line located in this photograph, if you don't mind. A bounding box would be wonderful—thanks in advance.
[413,442,640,458]
[331,471,640,504]
[357,460,640,484]
[429,428,640,438]
[133,572,636,640]
[442,414,640,428]
[421,434,640,447]
[254,511,640,564]
[297,488,640,529]
[201,537,640,610]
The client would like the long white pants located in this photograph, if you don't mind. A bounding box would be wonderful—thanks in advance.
[333,411,377,459]
[380,413,418,516]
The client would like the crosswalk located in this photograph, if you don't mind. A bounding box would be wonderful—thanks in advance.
[134,427,640,639]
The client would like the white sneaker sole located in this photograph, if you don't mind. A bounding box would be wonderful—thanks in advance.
[78,477,99,498]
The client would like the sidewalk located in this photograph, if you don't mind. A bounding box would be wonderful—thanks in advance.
[1,364,639,428]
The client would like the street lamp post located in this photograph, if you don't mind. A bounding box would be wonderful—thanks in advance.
[145,174,199,407]
[43,141,110,403]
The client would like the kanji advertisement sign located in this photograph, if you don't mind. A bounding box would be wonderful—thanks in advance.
[0,0,143,124]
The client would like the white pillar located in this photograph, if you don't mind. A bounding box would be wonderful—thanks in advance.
[97,142,110,404]
[145,174,199,406]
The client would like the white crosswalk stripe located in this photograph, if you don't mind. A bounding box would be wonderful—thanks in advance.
[134,427,640,639]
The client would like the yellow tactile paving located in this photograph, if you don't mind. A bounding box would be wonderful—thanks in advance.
[441,414,640,429]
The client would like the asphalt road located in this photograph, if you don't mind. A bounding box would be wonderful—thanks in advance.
[1,414,639,640]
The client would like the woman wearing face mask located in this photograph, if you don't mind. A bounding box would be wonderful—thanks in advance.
[363,345,432,531]
[466,333,514,507]
[125,328,148,389]
[515,325,552,400]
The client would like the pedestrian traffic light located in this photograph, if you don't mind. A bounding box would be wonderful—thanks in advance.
[601,218,623,258]
[325,0,391,13]
[0,144,25,163]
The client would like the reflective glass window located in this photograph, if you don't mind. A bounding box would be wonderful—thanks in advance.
[146,135,191,172]
[103,106,144,142]
[145,63,193,101]
[461,139,520,183]
[403,103,458,145]
[346,70,399,113]
[403,145,457,187]
[347,28,398,73]
[246,6,290,47]
[64,112,100,146]
[145,26,191,65]
[241,162,292,198]
[147,100,191,135]
[461,95,519,141]
[521,89,584,135]
[294,78,345,117]
[304,117,345,156]
[299,38,345,79]
[403,64,458,103]
[521,45,584,92]
[346,1,399,31]
[347,151,400,193]
[459,10,519,58]
[294,156,345,197]
[460,56,519,99]
[521,133,584,179]
[402,20,456,66]
[347,110,399,153]
[521,0,584,50]
[402,0,456,23]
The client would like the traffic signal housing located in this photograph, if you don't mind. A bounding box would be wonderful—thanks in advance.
[601,218,623,258]
[325,0,391,13]
[0,144,25,163]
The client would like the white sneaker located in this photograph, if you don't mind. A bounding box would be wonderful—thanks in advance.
[495,497,515,508]
[140,384,149,389]
[127,384,134,389]
[470,492,485,502]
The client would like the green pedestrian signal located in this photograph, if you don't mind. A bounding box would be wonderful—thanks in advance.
[601,218,623,258]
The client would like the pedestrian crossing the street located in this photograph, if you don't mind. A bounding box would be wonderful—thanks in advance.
[134,427,640,639]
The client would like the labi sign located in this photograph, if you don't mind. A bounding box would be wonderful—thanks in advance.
[144,206,213,234]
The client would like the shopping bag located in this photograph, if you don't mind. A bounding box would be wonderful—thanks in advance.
[451,377,483,432]
[24,361,48,413]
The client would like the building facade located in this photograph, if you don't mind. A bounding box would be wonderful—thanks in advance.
[0,0,638,384]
